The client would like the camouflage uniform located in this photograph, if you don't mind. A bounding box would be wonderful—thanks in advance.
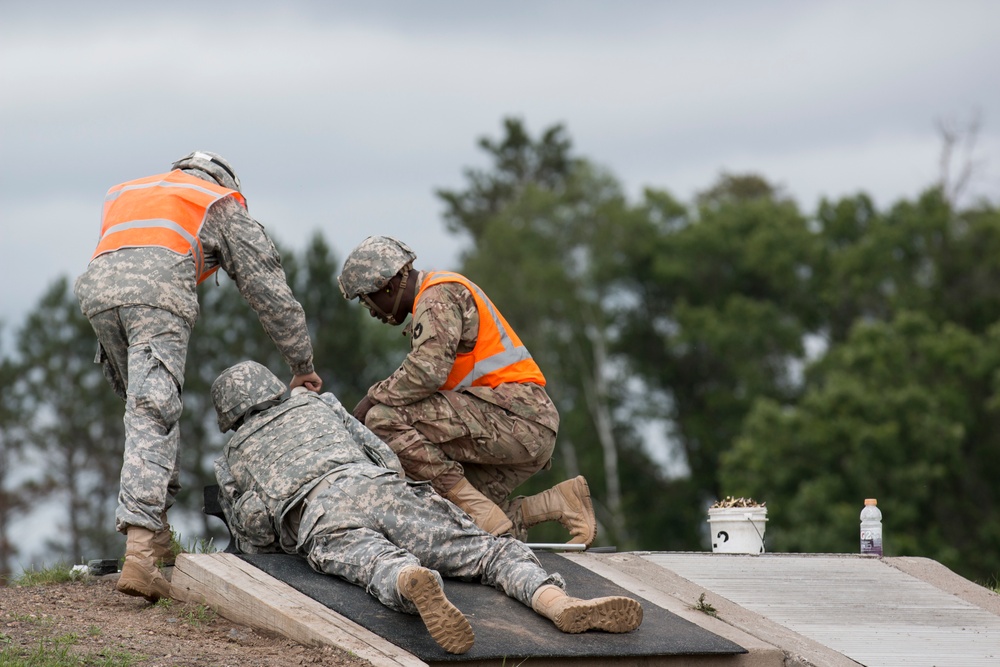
[215,389,564,614]
[363,272,559,536]
[74,195,315,534]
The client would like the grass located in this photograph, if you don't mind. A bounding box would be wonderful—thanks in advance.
[181,534,217,555]
[694,592,718,617]
[973,573,1000,594]
[155,598,216,628]
[0,632,142,667]
[13,563,86,587]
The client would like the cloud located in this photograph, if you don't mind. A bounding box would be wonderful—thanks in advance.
[1,0,999,331]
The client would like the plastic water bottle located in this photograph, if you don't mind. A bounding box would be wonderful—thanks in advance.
[860,498,883,556]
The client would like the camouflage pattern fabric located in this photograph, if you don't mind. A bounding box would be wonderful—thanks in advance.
[75,177,316,534]
[88,306,189,532]
[75,193,315,375]
[218,390,402,552]
[299,466,563,613]
[215,392,564,615]
[363,273,559,531]
[365,392,555,537]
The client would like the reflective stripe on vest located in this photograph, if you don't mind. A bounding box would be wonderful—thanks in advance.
[91,170,246,284]
[415,271,546,390]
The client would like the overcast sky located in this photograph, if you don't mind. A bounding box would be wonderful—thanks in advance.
[3,1,999,340]
[3,0,999,567]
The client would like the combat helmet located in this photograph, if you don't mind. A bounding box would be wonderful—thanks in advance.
[172,150,242,191]
[211,361,287,432]
[337,235,416,300]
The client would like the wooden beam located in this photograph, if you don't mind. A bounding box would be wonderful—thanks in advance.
[170,553,427,667]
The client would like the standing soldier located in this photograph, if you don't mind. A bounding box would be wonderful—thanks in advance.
[74,151,322,602]
[337,235,596,545]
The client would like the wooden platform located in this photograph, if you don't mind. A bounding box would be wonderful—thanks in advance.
[170,551,1000,667]
[170,552,423,667]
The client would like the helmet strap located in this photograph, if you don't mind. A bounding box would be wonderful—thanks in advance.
[389,266,410,324]
[359,266,412,325]
[361,293,394,323]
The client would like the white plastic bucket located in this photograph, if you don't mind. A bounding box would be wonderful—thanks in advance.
[708,506,768,554]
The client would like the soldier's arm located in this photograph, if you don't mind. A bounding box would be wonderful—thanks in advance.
[368,283,468,405]
[206,198,316,377]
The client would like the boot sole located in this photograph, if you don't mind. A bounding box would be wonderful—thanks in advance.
[401,568,474,654]
[555,596,643,634]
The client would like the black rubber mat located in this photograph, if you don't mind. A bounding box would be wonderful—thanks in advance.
[240,551,746,662]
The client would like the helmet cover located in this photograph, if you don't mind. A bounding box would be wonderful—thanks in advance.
[337,235,417,300]
[211,361,287,432]
[172,150,241,191]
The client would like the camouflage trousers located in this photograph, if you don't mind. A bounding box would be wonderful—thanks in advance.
[87,306,189,534]
[296,463,564,615]
[365,392,556,534]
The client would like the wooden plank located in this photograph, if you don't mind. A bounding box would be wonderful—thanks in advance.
[170,553,426,667]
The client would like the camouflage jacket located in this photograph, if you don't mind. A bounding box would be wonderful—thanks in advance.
[74,193,314,375]
[368,271,559,432]
[215,391,402,553]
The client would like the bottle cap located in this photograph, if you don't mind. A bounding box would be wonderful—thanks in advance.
[864,498,877,505]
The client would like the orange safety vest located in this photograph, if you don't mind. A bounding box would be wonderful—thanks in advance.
[90,170,247,284]
[414,271,546,390]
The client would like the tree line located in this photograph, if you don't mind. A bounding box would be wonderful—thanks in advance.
[3,118,998,584]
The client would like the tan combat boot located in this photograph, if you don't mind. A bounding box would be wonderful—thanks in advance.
[117,526,171,602]
[445,478,514,536]
[520,476,597,546]
[150,513,176,567]
[398,566,474,654]
[531,584,643,634]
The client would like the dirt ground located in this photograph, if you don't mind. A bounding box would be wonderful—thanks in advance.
[0,574,374,667]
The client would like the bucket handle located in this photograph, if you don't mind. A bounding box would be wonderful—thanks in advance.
[745,514,766,551]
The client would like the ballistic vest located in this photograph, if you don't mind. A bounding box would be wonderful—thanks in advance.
[224,393,370,520]
[415,271,545,390]
[91,170,247,284]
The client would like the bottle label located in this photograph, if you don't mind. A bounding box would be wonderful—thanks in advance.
[861,529,883,556]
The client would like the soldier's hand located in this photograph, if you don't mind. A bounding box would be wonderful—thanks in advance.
[290,371,322,393]
[353,395,375,424]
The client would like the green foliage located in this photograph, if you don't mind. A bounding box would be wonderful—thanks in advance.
[3,117,1000,583]
[179,603,216,628]
[13,278,126,566]
[613,176,817,504]
[694,592,717,617]
[0,326,30,581]
[13,563,78,587]
[0,629,140,666]
[723,311,999,577]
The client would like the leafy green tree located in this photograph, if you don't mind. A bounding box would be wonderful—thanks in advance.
[611,175,819,512]
[0,328,33,582]
[439,117,575,244]
[723,191,1000,581]
[14,278,125,564]
[722,310,1000,580]
[439,118,673,547]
